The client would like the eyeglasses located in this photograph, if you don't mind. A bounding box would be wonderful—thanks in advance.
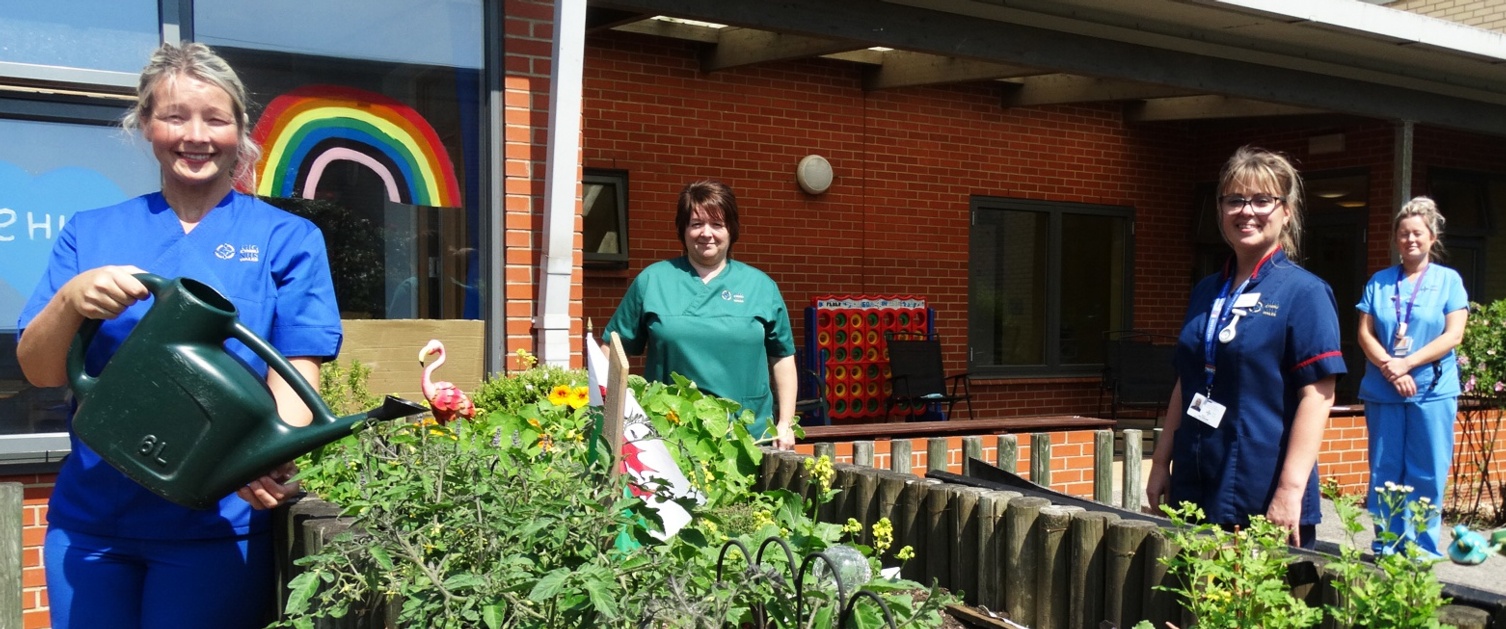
[1219,194,1284,215]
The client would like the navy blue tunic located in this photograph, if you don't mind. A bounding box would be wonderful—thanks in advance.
[1169,250,1346,527]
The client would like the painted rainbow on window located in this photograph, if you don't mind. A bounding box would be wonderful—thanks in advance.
[251,85,461,208]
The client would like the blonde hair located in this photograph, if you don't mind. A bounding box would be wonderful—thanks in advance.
[123,42,261,188]
[1393,195,1447,261]
[1217,146,1305,260]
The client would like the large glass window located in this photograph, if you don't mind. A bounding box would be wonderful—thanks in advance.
[0,1,159,75]
[212,44,484,319]
[969,198,1132,376]
[195,0,483,69]
[0,113,159,437]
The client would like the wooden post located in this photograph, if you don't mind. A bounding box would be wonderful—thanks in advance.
[948,486,986,604]
[813,442,836,462]
[976,490,1015,611]
[602,332,630,480]
[997,434,1018,473]
[1105,520,1157,628]
[1122,429,1143,512]
[923,482,954,588]
[854,440,876,468]
[1144,527,1179,627]
[962,436,983,476]
[1069,511,1118,629]
[876,472,909,562]
[1035,506,1076,629]
[1003,495,1050,626]
[899,479,938,582]
[1437,604,1492,629]
[890,439,913,474]
[824,463,859,524]
[1093,430,1113,503]
[0,483,20,629]
[1031,433,1052,487]
[850,468,880,544]
[927,437,950,473]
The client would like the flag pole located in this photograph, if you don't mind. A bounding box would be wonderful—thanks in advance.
[602,331,629,481]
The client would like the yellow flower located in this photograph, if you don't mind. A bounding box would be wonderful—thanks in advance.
[666,409,680,425]
[567,386,590,409]
[872,517,895,555]
[896,546,915,561]
[548,385,571,406]
[527,417,542,429]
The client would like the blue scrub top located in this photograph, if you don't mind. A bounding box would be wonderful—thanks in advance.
[1169,250,1347,527]
[606,257,795,439]
[1355,263,1468,403]
[18,191,343,539]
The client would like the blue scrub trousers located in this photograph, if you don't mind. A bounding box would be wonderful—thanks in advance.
[45,526,274,629]
[1366,397,1455,556]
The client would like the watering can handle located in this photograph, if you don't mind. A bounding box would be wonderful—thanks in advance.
[226,321,336,426]
[66,273,174,397]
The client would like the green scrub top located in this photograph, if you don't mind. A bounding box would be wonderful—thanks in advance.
[606,256,796,439]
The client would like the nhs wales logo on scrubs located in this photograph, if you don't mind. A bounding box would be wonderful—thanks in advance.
[721,290,745,304]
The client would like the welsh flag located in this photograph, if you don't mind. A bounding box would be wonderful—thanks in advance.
[586,332,699,539]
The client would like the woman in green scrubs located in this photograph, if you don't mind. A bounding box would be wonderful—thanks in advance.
[605,180,798,449]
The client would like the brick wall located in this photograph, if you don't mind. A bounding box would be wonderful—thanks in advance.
[1389,0,1506,32]
[579,31,1198,418]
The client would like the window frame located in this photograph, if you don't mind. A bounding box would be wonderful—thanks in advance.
[968,196,1135,378]
[582,169,630,269]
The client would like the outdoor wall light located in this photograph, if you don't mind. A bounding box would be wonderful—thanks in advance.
[796,154,834,195]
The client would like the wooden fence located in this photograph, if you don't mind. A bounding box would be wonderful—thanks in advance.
[0,482,19,629]
[774,431,1506,629]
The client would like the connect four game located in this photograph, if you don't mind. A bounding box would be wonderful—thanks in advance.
[804,296,933,424]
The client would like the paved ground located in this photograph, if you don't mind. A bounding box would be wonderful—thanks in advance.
[1313,499,1506,597]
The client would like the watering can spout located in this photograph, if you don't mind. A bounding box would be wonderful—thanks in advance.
[67,274,428,510]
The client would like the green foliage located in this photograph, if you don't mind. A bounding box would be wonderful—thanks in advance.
[283,364,955,628]
[1157,502,1324,629]
[1323,482,1454,629]
[468,349,585,416]
[318,359,380,416]
[1457,299,1506,396]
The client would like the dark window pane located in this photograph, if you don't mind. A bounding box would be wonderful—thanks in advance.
[1060,213,1125,365]
[970,209,1047,366]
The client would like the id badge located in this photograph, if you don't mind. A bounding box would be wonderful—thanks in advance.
[1187,393,1226,429]
[1393,336,1413,357]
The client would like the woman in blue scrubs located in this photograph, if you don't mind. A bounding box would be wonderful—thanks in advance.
[606,180,798,449]
[15,43,342,628]
[1145,146,1346,548]
[1357,196,1467,557]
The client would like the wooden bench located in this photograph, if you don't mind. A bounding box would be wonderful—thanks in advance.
[799,415,1116,443]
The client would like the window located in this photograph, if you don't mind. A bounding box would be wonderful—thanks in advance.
[583,170,629,268]
[0,107,160,440]
[969,197,1132,376]
[212,32,484,319]
[0,0,159,79]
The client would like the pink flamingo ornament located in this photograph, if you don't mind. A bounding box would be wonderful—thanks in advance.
[418,339,475,425]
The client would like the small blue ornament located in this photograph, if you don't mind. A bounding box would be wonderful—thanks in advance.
[1447,524,1502,565]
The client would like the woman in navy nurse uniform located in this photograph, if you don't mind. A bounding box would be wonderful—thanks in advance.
[1356,196,1467,557]
[1145,146,1347,548]
[15,43,342,628]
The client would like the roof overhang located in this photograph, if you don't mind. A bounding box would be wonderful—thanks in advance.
[589,0,1506,136]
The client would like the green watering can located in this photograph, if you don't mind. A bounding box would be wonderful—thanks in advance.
[67,273,427,510]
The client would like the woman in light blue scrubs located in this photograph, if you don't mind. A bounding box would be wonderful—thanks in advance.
[15,43,342,628]
[1146,146,1346,548]
[1357,196,1467,557]
[606,180,798,449]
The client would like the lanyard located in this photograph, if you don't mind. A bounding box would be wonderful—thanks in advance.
[1202,273,1255,395]
[1393,262,1429,338]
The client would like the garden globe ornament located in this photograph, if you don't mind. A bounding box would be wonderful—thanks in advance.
[419,339,476,424]
[1446,524,1502,565]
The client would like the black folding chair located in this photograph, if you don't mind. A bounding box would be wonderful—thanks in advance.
[1099,329,1178,421]
[793,349,829,426]
[884,333,973,422]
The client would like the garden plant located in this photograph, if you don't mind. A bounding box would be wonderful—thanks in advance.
[279,353,954,628]
[1453,298,1506,525]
